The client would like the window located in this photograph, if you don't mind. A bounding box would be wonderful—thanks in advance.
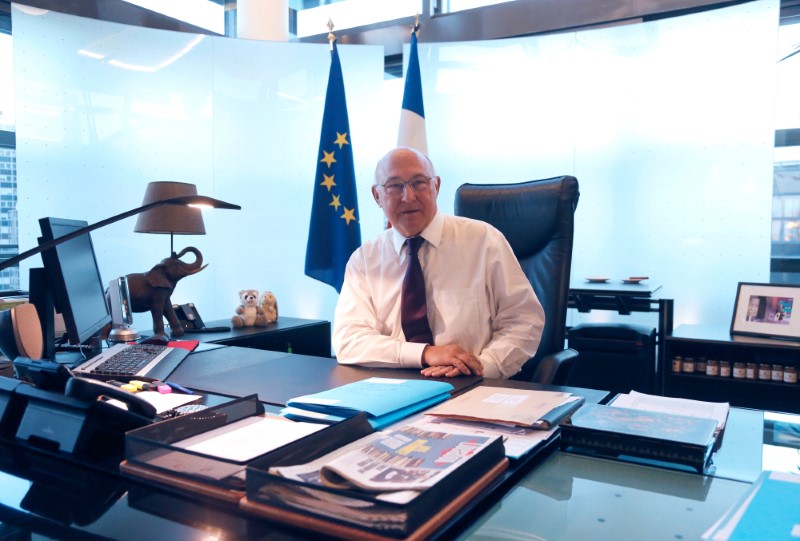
[772,18,800,283]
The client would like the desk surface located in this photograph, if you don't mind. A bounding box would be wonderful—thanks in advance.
[459,451,749,540]
[458,407,800,541]
[168,346,609,407]
[171,316,332,358]
[569,280,663,297]
[0,405,794,540]
[3,347,796,540]
[178,316,327,342]
[0,348,608,541]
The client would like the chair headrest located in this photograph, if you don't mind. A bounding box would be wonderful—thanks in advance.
[454,176,579,259]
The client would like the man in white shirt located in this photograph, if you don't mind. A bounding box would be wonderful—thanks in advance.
[333,147,545,379]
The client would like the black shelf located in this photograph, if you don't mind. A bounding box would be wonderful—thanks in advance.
[662,325,800,414]
[180,317,331,358]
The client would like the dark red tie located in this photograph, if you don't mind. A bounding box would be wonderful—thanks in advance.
[401,236,433,344]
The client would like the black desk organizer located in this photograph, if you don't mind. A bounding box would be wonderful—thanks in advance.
[124,394,266,491]
[0,378,131,530]
[0,439,126,528]
[124,395,375,494]
[243,427,507,539]
[0,374,152,469]
[0,376,26,438]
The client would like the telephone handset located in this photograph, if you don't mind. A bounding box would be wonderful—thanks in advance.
[65,376,157,419]
[173,303,230,333]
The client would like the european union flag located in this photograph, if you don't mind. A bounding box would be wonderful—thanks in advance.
[305,41,361,293]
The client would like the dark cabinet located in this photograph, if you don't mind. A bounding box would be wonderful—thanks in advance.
[181,316,332,357]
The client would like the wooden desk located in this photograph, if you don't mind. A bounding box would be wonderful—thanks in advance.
[179,316,331,357]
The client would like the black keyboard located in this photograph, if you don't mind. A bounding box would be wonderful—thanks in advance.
[88,343,167,377]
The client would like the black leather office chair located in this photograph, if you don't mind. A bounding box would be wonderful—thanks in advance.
[454,176,580,383]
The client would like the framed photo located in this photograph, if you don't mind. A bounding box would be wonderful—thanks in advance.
[730,282,800,340]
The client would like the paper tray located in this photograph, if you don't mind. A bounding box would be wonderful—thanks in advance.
[124,395,374,493]
[243,433,506,538]
[241,459,508,541]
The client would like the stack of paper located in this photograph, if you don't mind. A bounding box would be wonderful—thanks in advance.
[281,377,454,430]
[419,386,585,458]
[703,470,800,540]
[425,386,583,429]
[610,391,729,438]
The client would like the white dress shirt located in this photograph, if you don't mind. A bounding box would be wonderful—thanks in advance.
[333,211,545,379]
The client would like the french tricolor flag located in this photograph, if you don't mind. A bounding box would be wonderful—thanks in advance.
[397,29,427,154]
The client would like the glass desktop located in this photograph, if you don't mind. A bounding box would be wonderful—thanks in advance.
[0,406,796,540]
[458,408,800,541]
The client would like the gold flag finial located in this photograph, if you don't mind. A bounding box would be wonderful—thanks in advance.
[412,13,420,35]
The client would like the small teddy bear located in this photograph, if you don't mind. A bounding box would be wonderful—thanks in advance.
[260,291,278,324]
[232,289,268,328]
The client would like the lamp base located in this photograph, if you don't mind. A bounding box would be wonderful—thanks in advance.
[108,326,141,343]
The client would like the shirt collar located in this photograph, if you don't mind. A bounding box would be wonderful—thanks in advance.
[391,211,443,254]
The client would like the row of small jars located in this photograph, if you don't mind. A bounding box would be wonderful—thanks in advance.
[671,356,798,384]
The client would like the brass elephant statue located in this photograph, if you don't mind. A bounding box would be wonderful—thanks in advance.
[127,247,207,337]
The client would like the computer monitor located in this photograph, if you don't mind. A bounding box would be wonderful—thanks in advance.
[36,217,111,357]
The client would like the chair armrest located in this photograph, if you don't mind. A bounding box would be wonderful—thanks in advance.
[530,348,579,385]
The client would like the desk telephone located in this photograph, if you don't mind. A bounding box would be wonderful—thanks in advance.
[12,358,157,419]
[9,362,157,460]
[65,376,157,419]
[173,303,230,333]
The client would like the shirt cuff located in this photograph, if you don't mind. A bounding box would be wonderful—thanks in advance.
[480,358,502,379]
[399,341,427,369]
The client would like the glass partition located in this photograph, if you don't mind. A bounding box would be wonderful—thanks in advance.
[418,0,778,329]
[12,5,385,324]
[13,0,778,331]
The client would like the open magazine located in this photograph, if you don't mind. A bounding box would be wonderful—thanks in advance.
[270,424,502,494]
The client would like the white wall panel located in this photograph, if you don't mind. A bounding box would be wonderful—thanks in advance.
[12,0,778,338]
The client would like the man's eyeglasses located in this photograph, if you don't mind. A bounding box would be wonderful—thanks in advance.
[379,176,433,197]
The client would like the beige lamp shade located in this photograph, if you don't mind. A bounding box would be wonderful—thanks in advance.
[134,181,206,235]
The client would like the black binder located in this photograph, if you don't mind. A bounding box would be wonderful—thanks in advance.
[560,403,717,473]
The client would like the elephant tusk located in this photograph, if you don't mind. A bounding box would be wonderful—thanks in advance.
[188,264,209,275]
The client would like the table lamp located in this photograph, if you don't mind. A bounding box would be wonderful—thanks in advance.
[0,194,239,274]
[0,193,240,361]
[134,181,207,257]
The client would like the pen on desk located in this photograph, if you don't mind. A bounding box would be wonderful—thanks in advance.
[165,381,194,394]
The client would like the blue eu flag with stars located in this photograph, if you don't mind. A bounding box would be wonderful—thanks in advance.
[305,41,361,293]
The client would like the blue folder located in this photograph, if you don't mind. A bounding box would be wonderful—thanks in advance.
[282,377,454,430]
[727,471,800,541]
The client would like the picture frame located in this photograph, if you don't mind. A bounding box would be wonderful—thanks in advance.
[730,282,800,340]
